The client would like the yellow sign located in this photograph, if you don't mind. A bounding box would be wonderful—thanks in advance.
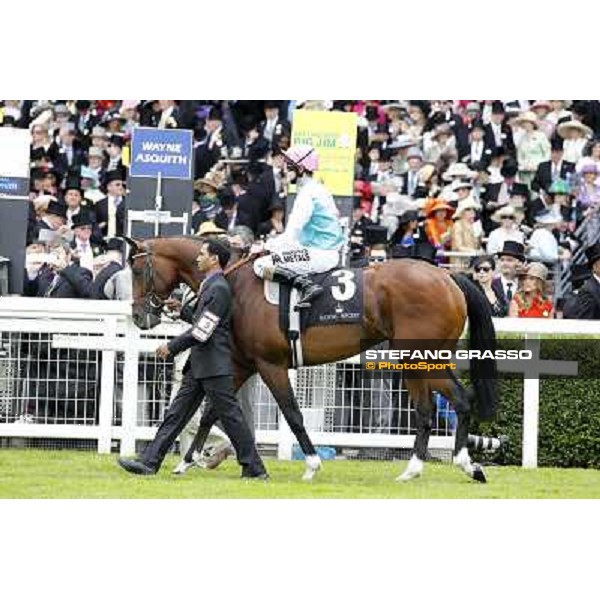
[291,110,357,196]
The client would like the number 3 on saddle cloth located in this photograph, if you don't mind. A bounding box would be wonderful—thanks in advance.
[263,267,364,335]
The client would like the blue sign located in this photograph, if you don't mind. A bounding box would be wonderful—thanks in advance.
[0,176,29,197]
[130,127,193,180]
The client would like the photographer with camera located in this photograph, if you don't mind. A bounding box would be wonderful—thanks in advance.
[27,242,92,299]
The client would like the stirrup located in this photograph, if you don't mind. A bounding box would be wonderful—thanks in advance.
[295,284,323,309]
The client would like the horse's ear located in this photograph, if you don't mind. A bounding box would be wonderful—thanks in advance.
[121,236,140,255]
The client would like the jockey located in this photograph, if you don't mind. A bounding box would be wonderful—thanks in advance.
[253,144,345,308]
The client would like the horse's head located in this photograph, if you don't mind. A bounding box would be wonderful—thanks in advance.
[124,236,180,330]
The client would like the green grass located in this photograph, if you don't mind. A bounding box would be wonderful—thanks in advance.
[1,450,600,498]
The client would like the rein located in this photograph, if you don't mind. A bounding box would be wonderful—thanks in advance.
[132,241,268,316]
[224,250,268,277]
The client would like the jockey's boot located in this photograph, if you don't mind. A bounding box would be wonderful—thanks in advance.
[293,274,323,309]
[270,266,323,309]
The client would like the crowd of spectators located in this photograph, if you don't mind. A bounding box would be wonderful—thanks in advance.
[2,99,600,318]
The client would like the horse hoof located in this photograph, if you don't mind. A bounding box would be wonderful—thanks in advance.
[302,455,322,481]
[172,460,195,475]
[396,455,424,482]
[472,463,487,483]
[202,442,234,470]
[396,470,421,482]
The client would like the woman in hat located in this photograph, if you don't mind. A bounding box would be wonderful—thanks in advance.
[576,139,600,184]
[407,101,430,139]
[547,101,572,127]
[557,120,593,164]
[575,163,600,215]
[513,111,551,186]
[450,197,482,269]
[485,205,525,256]
[537,178,574,223]
[389,210,419,255]
[574,163,600,244]
[530,101,555,139]
[439,162,475,201]
[423,123,457,167]
[527,210,561,263]
[508,262,553,318]
[471,255,508,317]
[192,170,225,233]
[424,198,454,253]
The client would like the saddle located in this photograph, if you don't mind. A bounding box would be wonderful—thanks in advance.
[263,267,363,368]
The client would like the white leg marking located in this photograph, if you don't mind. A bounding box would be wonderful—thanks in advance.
[397,454,424,482]
[302,454,322,481]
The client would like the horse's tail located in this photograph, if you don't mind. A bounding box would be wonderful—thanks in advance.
[451,273,498,421]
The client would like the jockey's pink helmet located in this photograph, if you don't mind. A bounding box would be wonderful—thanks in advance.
[283,145,319,172]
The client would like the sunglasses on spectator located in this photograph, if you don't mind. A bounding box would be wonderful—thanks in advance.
[475,266,492,273]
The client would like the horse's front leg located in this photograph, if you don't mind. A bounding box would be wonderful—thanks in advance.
[256,359,321,481]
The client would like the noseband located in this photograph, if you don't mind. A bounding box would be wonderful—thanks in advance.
[130,248,166,316]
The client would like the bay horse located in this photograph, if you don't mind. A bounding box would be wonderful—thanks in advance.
[125,235,498,483]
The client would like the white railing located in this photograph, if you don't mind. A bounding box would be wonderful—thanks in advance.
[0,297,595,467]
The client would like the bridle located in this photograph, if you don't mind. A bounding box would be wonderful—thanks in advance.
[129,246,167,317]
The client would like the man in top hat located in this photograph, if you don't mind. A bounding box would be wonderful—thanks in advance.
[89,238,132,301]
[531,137,576,196]
[349,196,373,266]
[259,101,291,148]
[87,146,106,182]
[90,126,108,151]
[563,243,600,319]
[35,199,69,240]
[400,147,423,197]
[35,242,93,299]
[213,190,240,234]
[94,171,127,239]
[484,101,516,158]
[491,240,526,305]
[194,106,227,178]
[105,135,126,176]
[70,210,103,273]
[462,119,493,168]
[73,100,100,140]
[63,176,93,226]
[561,263,592,319]
[53,123,86,179]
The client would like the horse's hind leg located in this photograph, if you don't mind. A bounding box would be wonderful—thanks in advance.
[397,378,434,482]
[256,360,320,481]
[440,371,486,483]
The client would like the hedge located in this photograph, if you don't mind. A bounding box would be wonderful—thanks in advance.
[472,338,600,468]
